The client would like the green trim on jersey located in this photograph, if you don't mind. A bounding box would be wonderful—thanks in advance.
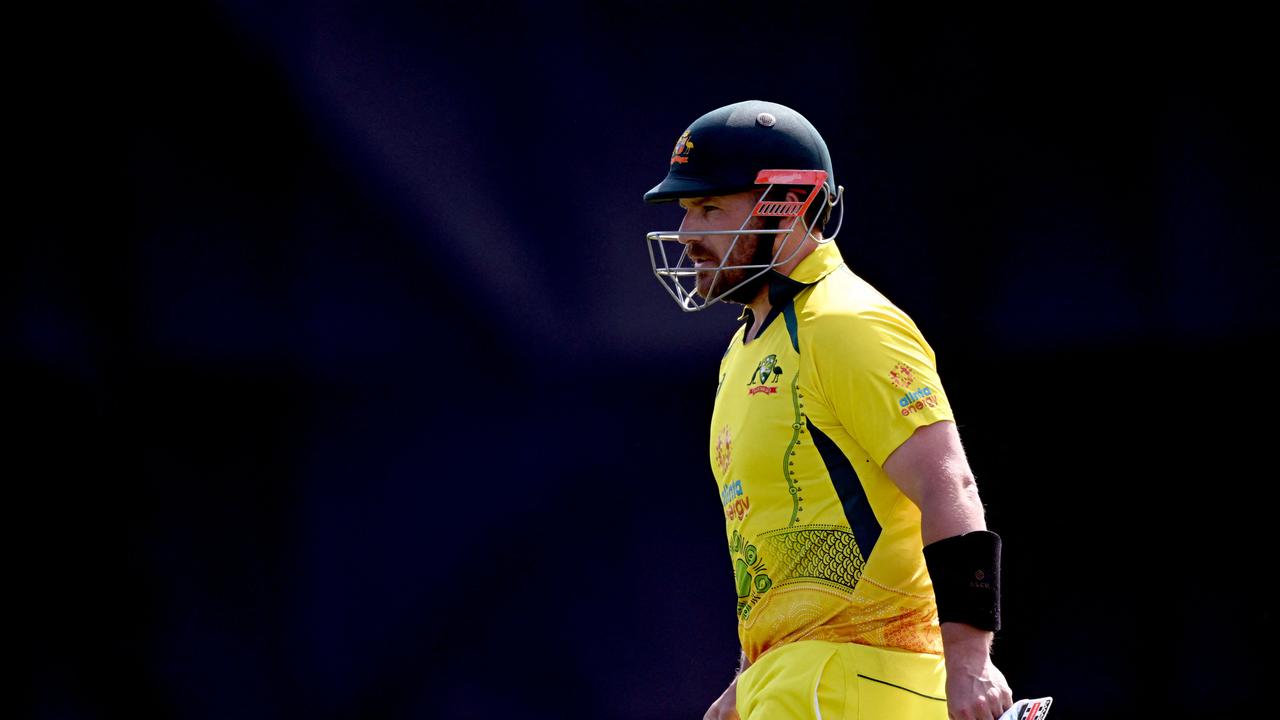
[781,370,803,527]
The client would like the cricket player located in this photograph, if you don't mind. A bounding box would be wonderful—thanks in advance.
[644,100,1016,720]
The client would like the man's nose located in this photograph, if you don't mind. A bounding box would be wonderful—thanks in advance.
[677,210,700,244]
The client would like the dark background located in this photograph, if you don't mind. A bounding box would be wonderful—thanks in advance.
[16,2,1277,718]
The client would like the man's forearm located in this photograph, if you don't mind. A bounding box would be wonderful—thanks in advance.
[941,621,992,655]
[940,621,994,686]
[921,475,997,659]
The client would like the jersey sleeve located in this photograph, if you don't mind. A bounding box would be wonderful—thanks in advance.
[808,306,954,466]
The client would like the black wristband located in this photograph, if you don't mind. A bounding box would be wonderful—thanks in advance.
[922,530,1002,632]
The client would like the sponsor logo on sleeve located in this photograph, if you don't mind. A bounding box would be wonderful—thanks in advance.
[889,362,915,389]
[889,362,942,416]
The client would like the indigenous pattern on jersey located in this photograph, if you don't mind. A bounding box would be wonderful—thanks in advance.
[710,241,953,663]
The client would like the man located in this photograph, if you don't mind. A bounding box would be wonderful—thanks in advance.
[644,100,1016,720]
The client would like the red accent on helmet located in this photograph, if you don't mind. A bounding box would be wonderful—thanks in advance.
[755,169,828,186]
[751,170,828,219]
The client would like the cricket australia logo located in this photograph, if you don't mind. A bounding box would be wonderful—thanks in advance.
[746,354,783,395]
[670,129,694,164]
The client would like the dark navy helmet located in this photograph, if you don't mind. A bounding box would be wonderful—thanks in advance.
[642,101,845,312]
[644,100,836,203]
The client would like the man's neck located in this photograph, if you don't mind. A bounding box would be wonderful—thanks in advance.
[741,232,822,342]
[743,285,772,343]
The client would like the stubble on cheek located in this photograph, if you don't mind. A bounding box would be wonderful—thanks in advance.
[698,233,765,299]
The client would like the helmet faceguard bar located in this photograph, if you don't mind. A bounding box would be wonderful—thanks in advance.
[645,169,844,312]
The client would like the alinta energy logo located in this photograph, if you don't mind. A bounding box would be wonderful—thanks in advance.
[747,354,783,395]
[721,478,751,521]
[889,362,942,416]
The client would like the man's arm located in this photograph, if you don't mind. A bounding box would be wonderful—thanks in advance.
[883,420,1014,720]
[703,651,750,720]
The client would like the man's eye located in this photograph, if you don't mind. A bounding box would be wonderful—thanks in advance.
[704,206,719,213]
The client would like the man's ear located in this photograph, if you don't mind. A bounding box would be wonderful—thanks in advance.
[783,188,813,232]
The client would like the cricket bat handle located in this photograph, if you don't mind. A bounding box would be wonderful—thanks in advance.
[998,697,1053,720]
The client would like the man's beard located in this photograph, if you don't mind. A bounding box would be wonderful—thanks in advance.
[722,233,776,304]
[696,222,778,304]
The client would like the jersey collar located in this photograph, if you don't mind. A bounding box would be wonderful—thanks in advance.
[768,240,844,304]
[739,241,846,325]
[786,239,845,286]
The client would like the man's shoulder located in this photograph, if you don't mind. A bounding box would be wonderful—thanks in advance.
[800,266,914,334]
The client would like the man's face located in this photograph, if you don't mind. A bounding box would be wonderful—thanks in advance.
[677,190,772,302]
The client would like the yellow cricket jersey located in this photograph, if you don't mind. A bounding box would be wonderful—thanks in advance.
[710,240,954,663]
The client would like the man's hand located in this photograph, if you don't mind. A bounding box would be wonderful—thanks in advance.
[703,674,740,720]
[942,622,1013,720]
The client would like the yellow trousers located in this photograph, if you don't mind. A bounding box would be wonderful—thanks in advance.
[736,641,948,720]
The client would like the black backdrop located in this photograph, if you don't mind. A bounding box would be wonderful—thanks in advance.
[16,2,1277,718]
